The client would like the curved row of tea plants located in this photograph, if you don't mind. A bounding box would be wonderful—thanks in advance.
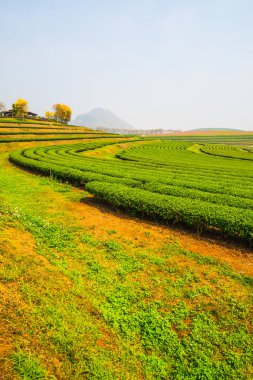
[86,181,253,243]
[200,144,253,161]
[0,118,63,125]
[0,131,107,136]
[0,134,118,144]
[0,118,110,142]
[159,134,253,144]
[9,139,253,245]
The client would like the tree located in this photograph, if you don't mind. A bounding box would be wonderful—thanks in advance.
[12,98,28,119]
[0,102,5,111]
[53,103,72,124]
[44,111,54,120]
[0,102,5,117]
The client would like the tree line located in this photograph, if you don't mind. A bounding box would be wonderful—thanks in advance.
[0,99,72,124]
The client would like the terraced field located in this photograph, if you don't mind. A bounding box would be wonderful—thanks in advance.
[1,121,253,379]
[0,118,115,143]
[160,133,253,145]
[10,140,253,246]
[200,144,253,160]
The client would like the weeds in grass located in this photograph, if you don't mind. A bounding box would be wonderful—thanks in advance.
[12,350,47,380]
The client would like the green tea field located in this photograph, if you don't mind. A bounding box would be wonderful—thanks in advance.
[0,120,253,379]
[11,139,253,245]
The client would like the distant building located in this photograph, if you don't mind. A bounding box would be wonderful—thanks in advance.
[0,110,38,118]
[27,111,38,117]
[1,110,13,117]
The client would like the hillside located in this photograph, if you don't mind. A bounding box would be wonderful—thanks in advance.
[178,128,248,135]
[187,128,244,132]
[73,108,135,130]
[0,117,114,144]
[0,119,252,379]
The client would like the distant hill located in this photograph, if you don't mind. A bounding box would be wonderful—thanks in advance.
[187,128,243,132]
[73,108,134,130]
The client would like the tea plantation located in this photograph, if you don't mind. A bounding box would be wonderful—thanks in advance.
[1,120,252,379]
[10,139,253,245]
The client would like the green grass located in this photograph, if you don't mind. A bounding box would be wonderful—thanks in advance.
[12,351,47,380]
[158,133,253,144]
[0,117,63,125]
[0,128,253,379]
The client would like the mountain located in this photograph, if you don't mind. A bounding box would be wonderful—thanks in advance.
[73,108,134,130]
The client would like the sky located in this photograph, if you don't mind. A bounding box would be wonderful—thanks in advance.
[1,0,253,130]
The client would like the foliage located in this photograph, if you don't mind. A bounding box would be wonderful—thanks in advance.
[12,98,28,118]
[86,181,253,244]
[53,103,72,124]
[200,144,253,161]
[44,111,54,120]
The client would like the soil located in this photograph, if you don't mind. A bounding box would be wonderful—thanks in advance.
[64,193,253,277]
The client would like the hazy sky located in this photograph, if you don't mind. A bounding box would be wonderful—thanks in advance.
[1,0,253,130]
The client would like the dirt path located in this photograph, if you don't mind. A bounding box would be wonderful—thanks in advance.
[63,192,253,277]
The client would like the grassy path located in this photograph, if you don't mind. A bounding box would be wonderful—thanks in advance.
[0,150,253,379]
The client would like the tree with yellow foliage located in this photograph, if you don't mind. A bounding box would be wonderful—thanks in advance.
[44,111,54,120]
[53,103,72,124]
[12,98,28,119]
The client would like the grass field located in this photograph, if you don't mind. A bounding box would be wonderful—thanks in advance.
[0,121,253,379]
